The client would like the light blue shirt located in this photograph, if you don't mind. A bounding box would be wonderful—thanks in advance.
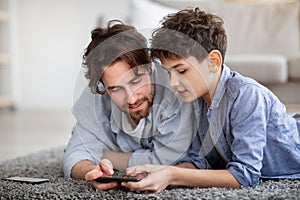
[181,65,300,187]
[62,62,199,177]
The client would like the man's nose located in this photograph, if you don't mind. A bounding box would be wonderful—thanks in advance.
[127,88,138,105]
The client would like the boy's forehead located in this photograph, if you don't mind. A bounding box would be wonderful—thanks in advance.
[160,56,182,67]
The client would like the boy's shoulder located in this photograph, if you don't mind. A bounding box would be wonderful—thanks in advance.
[225,68,264,97]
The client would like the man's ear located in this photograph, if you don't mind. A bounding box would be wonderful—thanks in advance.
[208,50,222,73]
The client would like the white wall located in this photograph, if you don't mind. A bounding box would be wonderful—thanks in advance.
[13,0,130,110]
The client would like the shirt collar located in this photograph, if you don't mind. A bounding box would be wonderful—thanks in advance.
[209,64,231,110]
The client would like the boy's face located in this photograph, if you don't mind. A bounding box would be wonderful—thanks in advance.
[102,61,154,124]
[160,56,211,103]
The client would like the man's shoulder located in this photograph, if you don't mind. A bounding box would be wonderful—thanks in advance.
[72,86,111,114]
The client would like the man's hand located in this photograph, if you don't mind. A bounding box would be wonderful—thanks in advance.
[85,159,119,190]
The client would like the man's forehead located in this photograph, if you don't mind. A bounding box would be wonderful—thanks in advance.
[102,63,148,86]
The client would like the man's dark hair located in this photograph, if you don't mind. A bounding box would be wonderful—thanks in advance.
[83,20,151,94]
[151,8,227,63]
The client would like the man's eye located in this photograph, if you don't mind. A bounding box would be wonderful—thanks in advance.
[108,87,121,93]
[110,88,119,93]
[131,76,143,84]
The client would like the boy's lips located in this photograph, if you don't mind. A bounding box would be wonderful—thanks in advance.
[177,89,188,96]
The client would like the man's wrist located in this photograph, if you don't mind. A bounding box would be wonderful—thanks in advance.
[71,160,96,180]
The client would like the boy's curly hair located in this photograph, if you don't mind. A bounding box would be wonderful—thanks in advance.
[151,8,227,63]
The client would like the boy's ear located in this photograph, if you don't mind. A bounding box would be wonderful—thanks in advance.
[208,50,222,73]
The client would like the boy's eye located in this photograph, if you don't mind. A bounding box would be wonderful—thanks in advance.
[178,69,186,74]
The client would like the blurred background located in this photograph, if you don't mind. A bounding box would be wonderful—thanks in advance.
[0,0,300,161]
[0,0,131,161]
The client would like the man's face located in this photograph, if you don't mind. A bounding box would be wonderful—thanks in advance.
[102,61,154,124]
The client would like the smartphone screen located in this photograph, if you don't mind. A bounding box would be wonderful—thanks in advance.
[95,176,140,183]
[2,176,49,184]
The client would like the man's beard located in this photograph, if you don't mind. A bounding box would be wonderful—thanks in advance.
[128,89,154,124]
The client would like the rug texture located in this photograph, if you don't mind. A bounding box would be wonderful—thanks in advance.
[0,147,299,199]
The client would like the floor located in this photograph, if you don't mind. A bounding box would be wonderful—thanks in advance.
[0,109,74,162]
[0,104,300,162]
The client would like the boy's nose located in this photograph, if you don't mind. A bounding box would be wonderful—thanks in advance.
[169,73,180,89]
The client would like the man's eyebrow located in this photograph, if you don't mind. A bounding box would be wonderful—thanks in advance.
[107,85,121,90]
[106,72,146,90]
[129,72,145,82]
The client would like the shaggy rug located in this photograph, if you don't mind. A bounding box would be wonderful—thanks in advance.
[0,146,299,199]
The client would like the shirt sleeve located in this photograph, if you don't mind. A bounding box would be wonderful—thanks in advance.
[226,84,269,187]
[62,87,119,178]
[62,123,108,178]
[178,133,213,169]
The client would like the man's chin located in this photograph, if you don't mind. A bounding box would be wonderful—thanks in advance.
[130,105,151,122]
[130,110,147,121]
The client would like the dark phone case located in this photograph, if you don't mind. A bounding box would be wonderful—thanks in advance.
[95,176,140,183]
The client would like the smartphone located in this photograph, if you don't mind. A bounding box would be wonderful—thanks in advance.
[95,176,141,183]
[2,176,49,184]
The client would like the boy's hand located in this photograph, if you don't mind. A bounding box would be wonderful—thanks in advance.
[122,164,171,193]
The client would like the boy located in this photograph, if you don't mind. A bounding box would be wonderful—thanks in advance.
[122,8,300,193]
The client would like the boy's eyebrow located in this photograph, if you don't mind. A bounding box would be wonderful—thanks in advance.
[171,63,183,69]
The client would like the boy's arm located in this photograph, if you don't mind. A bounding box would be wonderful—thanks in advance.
[123,165,240,193]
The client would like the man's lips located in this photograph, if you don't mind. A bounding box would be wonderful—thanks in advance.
[128,101,146,113]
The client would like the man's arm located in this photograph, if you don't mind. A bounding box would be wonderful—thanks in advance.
[71,160,97,180]
[71,159,119,190]
[63,87,118,178]
[102,151,132,171]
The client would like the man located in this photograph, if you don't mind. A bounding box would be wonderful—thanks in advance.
[62,20,198,190]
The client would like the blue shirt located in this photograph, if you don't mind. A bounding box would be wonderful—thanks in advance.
[181,65,300,187]
[62,62,199,177]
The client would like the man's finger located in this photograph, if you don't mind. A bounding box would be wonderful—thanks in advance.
[100,159,114,175]
[92,181,118,190]
[85,168,103,181]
